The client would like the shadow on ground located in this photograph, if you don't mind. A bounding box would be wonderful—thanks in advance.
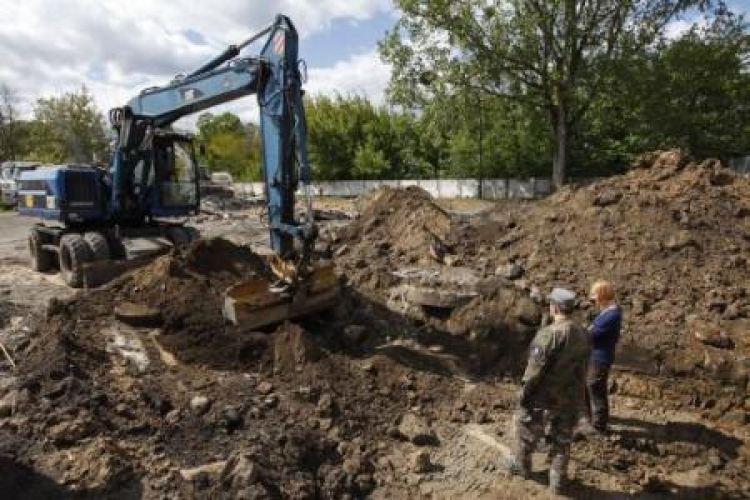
[0,455,143,500]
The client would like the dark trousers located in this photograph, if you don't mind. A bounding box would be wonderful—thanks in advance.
[585,361,611,430]
[510,406,577,481]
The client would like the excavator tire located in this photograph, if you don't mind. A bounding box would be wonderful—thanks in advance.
[29,227,53,272]
[166,226,192,248]
[59,234,93,288]
[83,231,111,261]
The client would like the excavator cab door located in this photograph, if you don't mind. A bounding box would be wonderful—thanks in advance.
[150,136,200,216]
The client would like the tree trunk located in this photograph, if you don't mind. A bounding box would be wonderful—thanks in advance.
[552,103,568,189]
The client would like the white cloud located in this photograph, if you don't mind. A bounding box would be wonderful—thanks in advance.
[0,0,393,127]
[307,50,391,105]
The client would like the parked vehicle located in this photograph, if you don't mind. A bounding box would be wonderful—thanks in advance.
[1,161,41,207]
[199,166,234,198]
[210,171,234,189]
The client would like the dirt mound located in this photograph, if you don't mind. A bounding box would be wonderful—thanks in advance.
[333,187,454,291]
[457,149,750,383]
[7,237,463,498]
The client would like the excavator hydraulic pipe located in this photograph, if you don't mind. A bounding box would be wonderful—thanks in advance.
[187,45,240,78]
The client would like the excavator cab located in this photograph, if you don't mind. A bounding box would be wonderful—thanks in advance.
[152,134,200,212]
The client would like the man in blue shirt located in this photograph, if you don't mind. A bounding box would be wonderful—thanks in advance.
[586,280,622,433]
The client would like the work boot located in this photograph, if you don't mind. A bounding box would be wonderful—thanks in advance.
[549,453,569,494]
[499,454,530,479]
[548,469,564,494]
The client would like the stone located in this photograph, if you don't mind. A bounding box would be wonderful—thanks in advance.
[593,190,622,207]
[179,461,227,482]
[665,230,698,251]
[190,396,211,415]
[409,450,432,473]
[334,244,349,257]
[496,263,524,280]
[256,381,274,395]
[398,413,439,446]
[221,406,243,433]
[263,395,279,408]
[165,409,181,425]
[114,302,163,328]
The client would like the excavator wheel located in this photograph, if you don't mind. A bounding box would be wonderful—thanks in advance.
[59,234,93,288]
[83,232,111,261]
[29,228,53,272]
[166,226,193,248]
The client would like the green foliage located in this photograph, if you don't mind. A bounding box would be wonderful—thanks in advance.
[3,10,750,189]
[574,10,750,174]
[28,86,108,163]
[0,84,22,162]
[305,94,429,180]
[381,0,709,186]
[195,112,262,181]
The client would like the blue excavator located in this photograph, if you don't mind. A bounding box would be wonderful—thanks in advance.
[17,14,338,328]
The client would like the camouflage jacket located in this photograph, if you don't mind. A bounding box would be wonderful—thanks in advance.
[521,317,591,410]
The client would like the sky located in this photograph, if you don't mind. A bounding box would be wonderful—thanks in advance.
[0,0,396,128]
[0,0,748,130]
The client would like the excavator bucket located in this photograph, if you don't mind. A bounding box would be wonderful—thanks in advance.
[222,262,339,329]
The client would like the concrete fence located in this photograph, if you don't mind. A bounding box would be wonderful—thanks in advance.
[234,177,552,200]
[729,156,750,175]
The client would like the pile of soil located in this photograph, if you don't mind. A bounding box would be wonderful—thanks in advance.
[331,186,544,375]
[333,187,454,291]
[2,237,474,498]
[327,150,747,401]
[454,150,749,383]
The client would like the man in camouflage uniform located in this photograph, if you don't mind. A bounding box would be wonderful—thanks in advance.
[502,287,591,493]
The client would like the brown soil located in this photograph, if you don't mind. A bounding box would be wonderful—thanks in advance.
[0,150,748,499]
[451,149,749,385]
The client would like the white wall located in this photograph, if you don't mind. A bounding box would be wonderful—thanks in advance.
[235,178,551,200]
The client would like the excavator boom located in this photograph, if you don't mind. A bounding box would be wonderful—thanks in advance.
[112,14,337,328]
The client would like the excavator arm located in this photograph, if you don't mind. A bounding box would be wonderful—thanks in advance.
[110,14,315,260]
[110,14,337,327]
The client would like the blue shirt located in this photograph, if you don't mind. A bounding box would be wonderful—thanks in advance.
[590,305,622,366]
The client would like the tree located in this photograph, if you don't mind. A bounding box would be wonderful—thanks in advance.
[575,8,750,172]
[381,0,708,188]
[30,86,108,163]
[0,84,22,162]
[195,112,262,181]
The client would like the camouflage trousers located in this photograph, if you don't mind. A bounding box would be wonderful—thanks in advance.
[508,406,577,482]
